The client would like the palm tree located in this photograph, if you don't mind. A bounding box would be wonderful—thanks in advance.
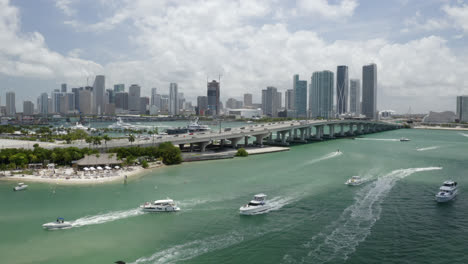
[92,136,102,149]
[85,136,93,148]
[102,135,111,150]
[128,134,135,145]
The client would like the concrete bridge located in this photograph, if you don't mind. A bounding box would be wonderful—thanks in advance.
[92,119,400,152]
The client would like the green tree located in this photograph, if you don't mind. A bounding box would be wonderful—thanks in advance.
[92,136,102,148]
[85,136,93,148]
[102,135,111,149]
[141,160,149,169]
[158,142,182,165]
[235,148,248,157]
[128,134,136,145]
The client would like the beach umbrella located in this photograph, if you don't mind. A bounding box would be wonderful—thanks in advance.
[90,167,96,171]
[114,166,120,169]
[97,166,103,170]
[83,167,89,171]
[105,166,112,170]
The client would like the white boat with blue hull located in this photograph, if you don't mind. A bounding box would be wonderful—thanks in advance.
[435,181,458,203]
[140,199,180,212]
[42,217,72,230]
[239,194,270,215]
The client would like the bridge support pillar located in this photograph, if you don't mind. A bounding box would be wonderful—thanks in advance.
[328,124,335,138]
[357,124,362,134]
[254,133,269,146]
[348,124,354,136]
[268,132,273,143]
[229,137,243,148]
[294,129,298,139]
[288,129,293,142]
[190,143,194,152]
[280,131,289,144]
[300,128,305,141]
[179,144,184,150]
[244,136,249,146]
[340,124,345,136]
[315,126,323,140]
[198,141,209,152]
[220,139,225,147]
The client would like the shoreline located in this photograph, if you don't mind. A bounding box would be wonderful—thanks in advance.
[413,126,468,131]
[0,163,164,185]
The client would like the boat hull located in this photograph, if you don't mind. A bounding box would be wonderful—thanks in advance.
[141,206,180,212]
[42,222,72,230]
[239,205,271,215]
[14,186,28,191]
[435,193,457,203]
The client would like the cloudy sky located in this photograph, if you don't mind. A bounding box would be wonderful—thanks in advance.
[1,0,468,113]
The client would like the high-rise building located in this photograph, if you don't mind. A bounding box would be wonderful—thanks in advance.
[178,92,185,111]
[160,95,169,113]
[128,84,141,112]
[310,71,334,119]
[66,93,75,112]
[207,80,220,115]
[78,90,93,115]
[6,92,16,116]
[169,83,179,115]
[140,97,149,114]
[59,95,69,115]
[93,75,105,115]
[456,96,468,122]
[362,63,377,120]
[243,93,252,107]
[23,101,34,115]
[151,88,158,105]
[197,96,208,116]
[226,98,243,109]
[114,84,125,93]
[115,92,129,110]
[349,79,361,116]
[277,92,282,109]
[293,74,307,118]
[106,89,115,104]
[72,88,80,111]
[336,65,349,114]
[40,93,49,115]
[261,86,279,117]
[52,89,62,113]
[285,89,294,110]
[61,83,67,93]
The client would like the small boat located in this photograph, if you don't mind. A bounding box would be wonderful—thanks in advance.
[239,194,270,215]
[345,176,363,186]
[13,182,28,191]
[400,137,410,142]
[435,181,458,203]
[140,199,180,212]
[42,217,72,230]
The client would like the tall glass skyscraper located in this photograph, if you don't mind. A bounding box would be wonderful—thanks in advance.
[293,74,307,118]
[362,63,377,120]
[310,71,334,119]
[169,83,179,115]
[456,96,468,122]
[336,65,349,114]
[207,80,220,116]
[349,79,361,116]
[93,75,105,115]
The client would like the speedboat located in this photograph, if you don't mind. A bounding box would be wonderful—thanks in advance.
[239,194,270,215]
[345,176,363,186]
[14,182,28,191]
[400,137,410,142]
[42,217,72,230]
[140,199,180,212]
[435,181,458,203]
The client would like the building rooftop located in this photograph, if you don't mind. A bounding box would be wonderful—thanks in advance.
[76,153,121,166]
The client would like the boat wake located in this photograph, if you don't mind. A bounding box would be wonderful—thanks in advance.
[71,208,144,228]
[416,146,440,152]
[308,151,343,165]
[459,133,468,138]
[355,138,399,142]
[130,231,244,264]
[285,167,442,264]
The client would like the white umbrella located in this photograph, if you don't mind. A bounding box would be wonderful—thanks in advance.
[90,167,96,171]
[114,166,120,169]
[105,166,112,170]
[83,167,89,171]
[97,166,103,170]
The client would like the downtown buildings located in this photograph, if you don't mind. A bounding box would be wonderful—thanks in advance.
[362,63,377,120]
[456,96,468,122]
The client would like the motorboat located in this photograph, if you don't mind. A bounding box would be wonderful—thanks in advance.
[400,137,410,142]
[70,122,95,132]
[108,117,137,130]
[239,194,270,215]
[140,199,180,212]
[345,176,363,186]
[13,182,28,191]
[435,181,458,203]
[42,217,72,230]
[187,118,211,132]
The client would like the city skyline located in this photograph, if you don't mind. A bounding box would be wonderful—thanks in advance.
[1,0,467,114]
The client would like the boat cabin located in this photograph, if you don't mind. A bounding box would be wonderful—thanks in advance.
[153,199,175,206]
[442,181,457,188]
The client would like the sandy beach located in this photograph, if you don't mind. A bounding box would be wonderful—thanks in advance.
[0,163,164,185]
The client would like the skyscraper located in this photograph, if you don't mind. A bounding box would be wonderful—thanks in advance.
[61,83,67,93]
[362,63,377,120]
[169,83,179,115]
[261,86,279,117]
[285,89,294,110]
[78,90,93,115]
[40,93,49,115]
[197,96,208,115]
[23,101,34,115]
[52,89,62,113]
[456,96,468,122]
[72,88,80,111]
[114,84,125,93]
[115,92,129,110]
[293,74,307,118]
[6,92,16,116]
[349,79,361,116]
[207,80,220,115]
[93,75,105,115]
[243,93,252,107]
[128,84,141,112]
[140,97,149,114]
[310,71,334,119]
[151,88,158,105]
[336,65,349,114]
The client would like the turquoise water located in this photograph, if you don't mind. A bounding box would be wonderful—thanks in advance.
[1,129,467,263]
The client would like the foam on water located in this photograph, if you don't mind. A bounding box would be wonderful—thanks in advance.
[459,133,468,138]
[308,151,343,165]
[71,208,144,228]
[355,138,399,142]
[130,231,244,264]
[416,146,440,152]
[285,167,442,264]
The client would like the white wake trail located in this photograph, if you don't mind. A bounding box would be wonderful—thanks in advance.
[459,133,468,138]
[416,146,440,152]
[355,138,399,142]
[71,208,144,228]
[295,167,442,264]
[308,151,343,165]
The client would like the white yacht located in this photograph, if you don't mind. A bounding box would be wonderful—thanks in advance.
[13,182,28,191]
[239,194,270,215]
[400,137,410,142]
[187,118,211,132]
[435,181,458,203]
[108,117,136,130]
[70,122,95,132]
[42,218,72,230]
[140,199,180,212]
[345,176,363,186]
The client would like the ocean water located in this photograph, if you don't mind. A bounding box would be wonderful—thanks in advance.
[0,128,467,264]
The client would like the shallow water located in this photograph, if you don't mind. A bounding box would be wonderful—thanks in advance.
[1,128,467,264]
